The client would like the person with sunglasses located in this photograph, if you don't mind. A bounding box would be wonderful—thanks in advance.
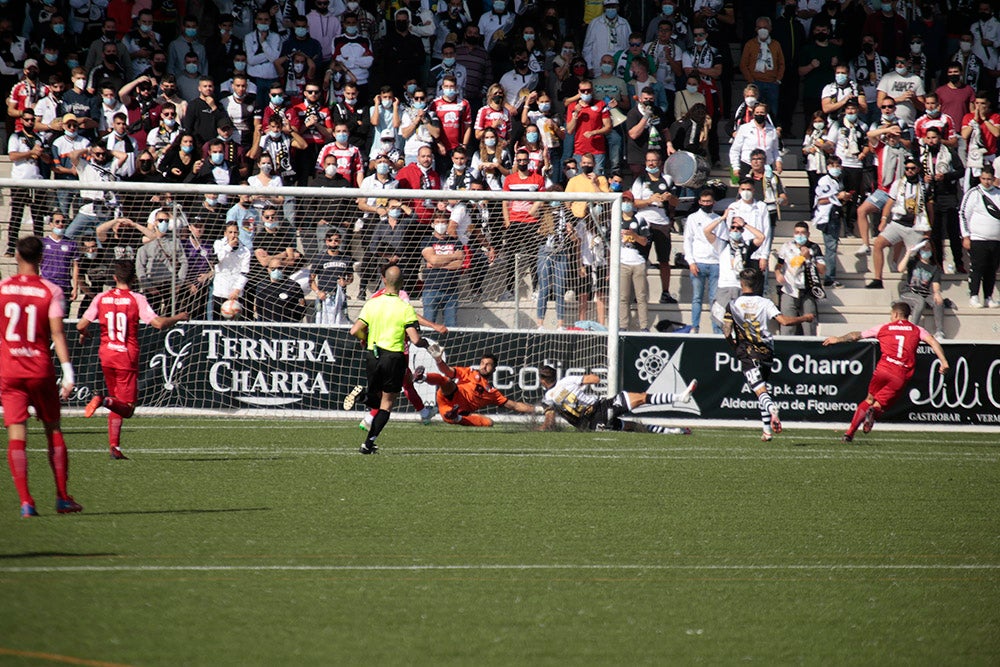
[868,156,933,289]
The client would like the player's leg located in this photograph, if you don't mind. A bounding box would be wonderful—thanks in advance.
[846,373,888,440]
[361,352,406,453]
[866,372,907,433]
[3,380,36,514]
[745,360,779,440]
[30,378,81,513]
[105,368,138,459]
[457,414,494,427]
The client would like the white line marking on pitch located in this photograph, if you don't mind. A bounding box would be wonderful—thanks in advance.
[1,564,998,574]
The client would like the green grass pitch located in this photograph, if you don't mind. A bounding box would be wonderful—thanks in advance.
[1,418,998,666]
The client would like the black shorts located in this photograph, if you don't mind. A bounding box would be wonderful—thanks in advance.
[579,264,608,295]
[648,224,672,266]
[365,348,407,408]
[735,343,774,386]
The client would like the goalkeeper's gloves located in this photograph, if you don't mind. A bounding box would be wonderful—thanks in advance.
[60,362,75,392]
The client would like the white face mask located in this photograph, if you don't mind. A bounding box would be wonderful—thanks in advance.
[739,190,753,202]
[757,28,769,41]
[433,222,448,235]
[325,164,336,177]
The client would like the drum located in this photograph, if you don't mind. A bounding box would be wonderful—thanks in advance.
[664,150,710,189]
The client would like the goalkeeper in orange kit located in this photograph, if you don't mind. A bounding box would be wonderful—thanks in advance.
[417,343,538,427]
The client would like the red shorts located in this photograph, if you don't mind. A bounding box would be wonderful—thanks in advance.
[867,364,912,409]
[0,375,61,426]
[103,366,138,404]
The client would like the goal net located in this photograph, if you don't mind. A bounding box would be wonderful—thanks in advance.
[1,179,623,419]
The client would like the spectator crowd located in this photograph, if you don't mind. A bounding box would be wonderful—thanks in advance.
[2,0,999,331]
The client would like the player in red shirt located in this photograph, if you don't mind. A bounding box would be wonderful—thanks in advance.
[77,261,189,459]
[823,301,949,442]
[0,236,80,517]
[419,347,537,427]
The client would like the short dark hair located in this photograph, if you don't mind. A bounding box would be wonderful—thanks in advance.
[539,365,557,384]
[481,352,498,365]
[739,267,763,292]
[16,236,43,264]
[891,301,912,318]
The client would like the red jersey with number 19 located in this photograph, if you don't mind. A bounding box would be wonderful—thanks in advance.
[0,275,64,379]
[860,320,929,375]
[83,288,158,371]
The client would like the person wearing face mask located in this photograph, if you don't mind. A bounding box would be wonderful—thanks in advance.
[5,108,52,256]
[582,0,631,77]
[332,81,374,150]
[919,126,963,275]
[255,257,307,322]
[682,189,723,333]
[246,206,302,314]
[772,0,807,135]
[455,27,491,111]
[970,2,1000,59]
[7,60,49,134]
[868,156,934,289]
[332,13,376,100]
[645,1,688,46]
[522,91,565,182]
[914,92,958,148]
[253,115,307,194]
[896,237,946,339]
[797,22,844,126]
[959,165,1000,309]
[774,221,826,336]
[731,83,761,137]
[611,31,655,87]
[379,8,426,95]
[154,74,188,120]
[189,140,240,210]
[242,10,281,93]
[566,80,613,176]
[433,0,471,62]
[729,102,781,177]
[399,89,440,164]
[420,213,464,328]
[825,99,869,235]
[315,121,364,188]
[875,56,926,126]
[475,83,514,141]
[73,235,110,318]
[278,16,323,74]
[307,0,342,68]
[38,213,78,316]
[935,63,976,136]
[122,9,162,80]
[477,0,515,53]
[615,192,651,332]
[739,17,784,124]
[947,31,989,91]
[165,15,206,78]
[499,148,546,300]
[311,229,355,325]
[681,25,723,163]
[630,149,677,304]
[429,73,473,172]
[134,209,190,315]
[813,155,851,288]
[703,215,767,335]
[643,20,684,116]
[726,178,772,283]
[498,46,541,112]
[861,1,909,64]
[820,64,867,122]
[145,102,181,160]
[84,18,133,75]
[51,114,92,217]
[212,222,251,321]
[849,36,889,126]
[203,14,239,84]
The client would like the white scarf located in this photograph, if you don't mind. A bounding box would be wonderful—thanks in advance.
[755,38,773,73]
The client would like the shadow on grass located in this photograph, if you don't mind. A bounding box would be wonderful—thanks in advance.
[162,457,292,462]
[83,507,271,517]
[0,551,117,559]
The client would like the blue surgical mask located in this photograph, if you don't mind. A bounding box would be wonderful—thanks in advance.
[294,27,308,38]
[67,59,79,69]
[524,34,534,42]
[621,202,634,213]
[271,94,284,106]
[407,83,418,94]
[919,249,933,260]
[185,63,199,74]
[335,132,349,143]
[84,251,97,260]
[927,108,940,117]
[844,113,857,123]
[164,118,177,128]
[580,93,593,104]
[835,73,848,85]
[270,268,284,280]
[52,226,65,237]
[210,152,224,165]
[829,167,842,177]
[64,129,77,138]
[345,25,359,36]
[44,52,58,63]
[605,9,618,20]
[610,181,622,192]
[526,131,539,143]
[662,4,674,15]
[52,23,65,35]
[443,57,456,67]
[265,221,278,231]
[645,165,660,174]
[103,96,116,107]
[389,207,403,218]
[412,100,426,109]
[730,230,745,243]
[881,2,892,11]
[181,144,193,154]
[538,102,551,112]
[443,88,457,99]
[794,234,808,245]
[257,23,270,32]
[694,38,707,47]
[600,63,613,75]
[493,0,505,12]
[234,60,247,71]
[376,162,391,175]
[686,84,698,94]
[484,137,497,147]
[158,221,170,234]
[185,27,198,38]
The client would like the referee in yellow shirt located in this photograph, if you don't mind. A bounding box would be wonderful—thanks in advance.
[349,265,429,454]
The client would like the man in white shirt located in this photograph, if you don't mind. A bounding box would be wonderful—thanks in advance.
[212,222,252,320]
[683,189,723,333]
[725,178,772,279]
[729,102,781,176]
[868,156,933,289]
[876,56,926,126]
[244,10,282,92]
[958,165,1000,308]
[774,221,826,336]
[583,0,633,76]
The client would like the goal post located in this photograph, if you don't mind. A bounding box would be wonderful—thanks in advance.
[0,177,624,415]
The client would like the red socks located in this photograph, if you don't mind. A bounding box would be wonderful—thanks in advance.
[7,439,33,506]
[104,396,135,418]
[46,431,69,500]
[846,400,870,437]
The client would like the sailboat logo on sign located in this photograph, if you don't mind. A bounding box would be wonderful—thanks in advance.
[631,343,701,416]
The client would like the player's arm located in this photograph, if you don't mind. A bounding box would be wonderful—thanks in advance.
[539,407,558,431]
[51,317,74,400]
[76,316,94,340]
[919,331,950,375]
[822,331,861,346]
[775,312,815,327]
[502,398,538,414]
[579,374,601,385]
[348,319,368,347]
[405,323,427,348]
[416,312,447,334]
[150,312,190,329]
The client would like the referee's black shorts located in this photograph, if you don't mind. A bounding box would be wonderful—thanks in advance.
[365,347,407,408]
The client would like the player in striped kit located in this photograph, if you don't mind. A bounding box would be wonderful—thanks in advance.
[718,268,814,441]
[0,237,81,517]
[77,261,189,459]
[538,366,697,434]
[823,302,949,442]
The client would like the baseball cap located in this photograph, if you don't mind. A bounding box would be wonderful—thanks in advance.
[61,113,80,125]
[380,128,396,140]
[24,58,39,69]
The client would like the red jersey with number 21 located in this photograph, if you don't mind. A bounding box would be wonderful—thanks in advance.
[83,288,158,371]
[860,320,929,375]
[0,275,64,379]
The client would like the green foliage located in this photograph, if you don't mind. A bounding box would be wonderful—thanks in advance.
[1,420,998,665]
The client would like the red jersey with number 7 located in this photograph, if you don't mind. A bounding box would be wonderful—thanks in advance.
[83,288,159,371]
[0,275,64,379]
[860,320,929,375]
